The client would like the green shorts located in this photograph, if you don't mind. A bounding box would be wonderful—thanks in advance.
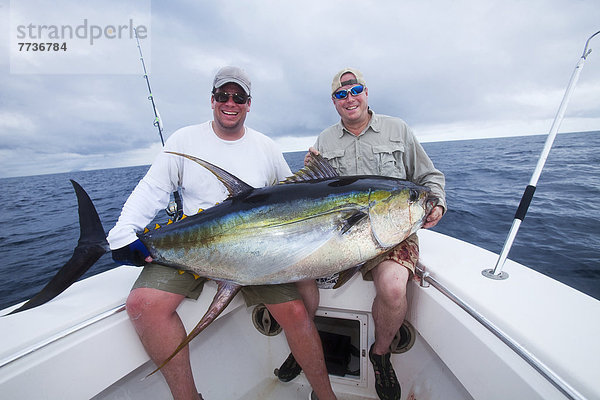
[132,263,301,306]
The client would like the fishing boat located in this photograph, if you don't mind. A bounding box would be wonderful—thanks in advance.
[1,228,599,400]
[1,31,599,400]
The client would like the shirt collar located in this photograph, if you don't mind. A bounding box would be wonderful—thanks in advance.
[336,109,380,138]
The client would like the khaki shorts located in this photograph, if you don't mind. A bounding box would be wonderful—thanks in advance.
[361,233,419,280]
[132,263,301,306]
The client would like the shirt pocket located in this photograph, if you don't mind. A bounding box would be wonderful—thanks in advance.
[321,149,346,174]
[372,144,406,178]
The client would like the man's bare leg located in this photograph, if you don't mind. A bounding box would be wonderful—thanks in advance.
[368,260,408,400]
[275,280,321,383]
[126,288,201,400]
[267,300,336,400]
[296,279,320,319]
[371,260,409,354]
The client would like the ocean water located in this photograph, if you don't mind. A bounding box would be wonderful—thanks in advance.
[0,131,598,310]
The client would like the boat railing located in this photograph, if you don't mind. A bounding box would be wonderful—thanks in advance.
[416,265,586,400]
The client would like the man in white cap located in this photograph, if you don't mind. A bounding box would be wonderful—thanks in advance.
[108,66,337,400]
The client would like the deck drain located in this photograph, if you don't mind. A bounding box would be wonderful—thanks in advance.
[390,321,416,354]
[252,304,282,336]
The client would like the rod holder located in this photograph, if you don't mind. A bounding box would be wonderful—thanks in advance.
[481,268,509,280]
[483,30,598,280]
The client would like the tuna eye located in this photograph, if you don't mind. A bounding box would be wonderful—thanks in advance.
[409,189,419,202]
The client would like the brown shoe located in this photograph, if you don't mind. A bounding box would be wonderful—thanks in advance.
[369,344,401,400]
[276,352,302,382]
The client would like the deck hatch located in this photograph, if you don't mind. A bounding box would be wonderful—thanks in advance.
[314,308,368,387]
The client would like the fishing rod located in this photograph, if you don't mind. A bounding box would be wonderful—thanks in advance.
[483,30,600,280]
[134,29,165,146]
[134,29,183,221]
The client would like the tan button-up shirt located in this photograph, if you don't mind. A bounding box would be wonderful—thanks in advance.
[314,111,446,211]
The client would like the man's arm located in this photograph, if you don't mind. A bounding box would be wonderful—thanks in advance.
[107,178,171,250]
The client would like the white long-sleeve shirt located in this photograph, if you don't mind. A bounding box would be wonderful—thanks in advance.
[107,121,292,249]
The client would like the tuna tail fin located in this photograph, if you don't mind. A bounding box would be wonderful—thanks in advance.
[8,180,108,315]
[146,281,242,377]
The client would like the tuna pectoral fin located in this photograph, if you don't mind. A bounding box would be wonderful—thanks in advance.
[341,211,368,234]
[147,281,242,377]
[8,180,108,315]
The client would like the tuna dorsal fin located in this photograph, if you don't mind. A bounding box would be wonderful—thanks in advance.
[280,153,339,184]
[166,152,254,197]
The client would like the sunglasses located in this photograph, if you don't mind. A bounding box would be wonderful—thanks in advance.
[213,91,250,104]
[333,85,365,100]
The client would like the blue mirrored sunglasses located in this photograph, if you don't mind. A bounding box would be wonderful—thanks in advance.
[333,85,364,100]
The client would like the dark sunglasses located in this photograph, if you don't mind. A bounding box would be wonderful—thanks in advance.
[333,85,364,100]
[213,91,250,104]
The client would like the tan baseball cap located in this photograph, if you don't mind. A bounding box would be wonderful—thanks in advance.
[213,66,251,95]
[331,67,366,94]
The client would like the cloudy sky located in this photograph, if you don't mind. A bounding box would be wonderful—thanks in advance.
[1,0,599,178]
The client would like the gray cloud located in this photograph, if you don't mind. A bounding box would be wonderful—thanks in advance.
[1,0,599,177]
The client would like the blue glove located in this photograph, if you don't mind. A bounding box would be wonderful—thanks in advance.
[112,239,152,266]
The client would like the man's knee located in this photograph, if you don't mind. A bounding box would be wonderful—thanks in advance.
[126,288,182,321]
[266,299,309,330]
[126,288,147,320]
[373,261,409,300]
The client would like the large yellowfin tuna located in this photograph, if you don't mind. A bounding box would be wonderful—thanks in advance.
[7,154,435,373]
[142,153,434,372]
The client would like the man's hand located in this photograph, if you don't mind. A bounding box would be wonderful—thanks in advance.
[304,147,320,166]
[112,239,153,266]
[422,205,444,229]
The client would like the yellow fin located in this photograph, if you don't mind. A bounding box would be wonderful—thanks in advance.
[177,270,200,280]
[181,214,187,219]
[167,219,173,225]
[198,208,204,213]
[154,223,161,229]
[143,227,150,233]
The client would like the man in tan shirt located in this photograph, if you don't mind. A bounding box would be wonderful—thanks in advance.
[277,67,446,400]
